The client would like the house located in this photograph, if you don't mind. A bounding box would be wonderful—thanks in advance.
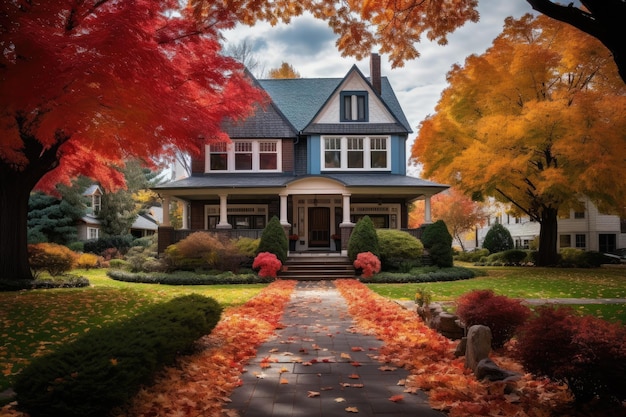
[154,54,448,254]
[77,185,159,240]
[464,198,625,254]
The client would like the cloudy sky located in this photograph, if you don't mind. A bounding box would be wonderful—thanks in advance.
[222,2,536,165]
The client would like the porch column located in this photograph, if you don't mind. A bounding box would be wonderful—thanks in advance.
[217,193,232,229]
[162,196,171,226]
[181,200,189,229]
[340,193,353,225]
[279,193,290,227]
[424,195,432,224]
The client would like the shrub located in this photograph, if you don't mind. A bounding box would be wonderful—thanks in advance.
[456,248,490,263]
[83,235,133,256]
[109,259,130,270]
[67,241,84,252]
[256,216,288,263]
[76,253,101,269]
[28,243,78,277]
[513,306,626,404]
[376,229,423,271]
[482,223,513,253]
[234,237,260,258]
[252,251,282,280]
[107,269,263,285]
[353,251,381,279]
[347,216,380,262]
[164,232,225,271]
[559,248,610,268]
[14,294,222,417]
[368,266,478,283]
[455,289,531,349]
[500,249,529,265]
[420,220,453,268]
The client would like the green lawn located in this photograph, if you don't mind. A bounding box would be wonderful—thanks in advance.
[0,269,267,392]
[368,264,626,323]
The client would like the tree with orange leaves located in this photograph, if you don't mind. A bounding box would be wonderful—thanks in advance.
[191,0,626,83]
[0,1,264,285]
[410,189,486,251]
[411,14,626,266]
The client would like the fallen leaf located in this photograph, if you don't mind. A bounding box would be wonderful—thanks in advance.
[341,352,352,360]
[334,397,345,402]
[351,347,364,352]
[379,365,397,371]
[389,395,404,402]
[345,406,359,412]
[307,391,320,398]
[279,378,289,384]
[348,374,360,379]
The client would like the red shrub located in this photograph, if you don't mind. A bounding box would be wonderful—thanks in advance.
[455,289,531,348]
[513,306,626,404]
[353,251,381,279]
[252,252,282,280]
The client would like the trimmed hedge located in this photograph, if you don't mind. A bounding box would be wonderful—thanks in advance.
[14,294,222,417]
[376,229,424,271]
[348,216,380,262]
[364,266,478,283]
[107,269,267,285]
[256,216,288,263]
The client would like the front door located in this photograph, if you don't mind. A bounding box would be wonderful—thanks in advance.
[308,207,330,247]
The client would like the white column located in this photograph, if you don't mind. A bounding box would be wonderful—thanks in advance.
[340,193,353,225]
[279,193,290,226]
[217,194,232,229]
[424,196,432,224]
[182,201,189,229]
[162,196,171,226]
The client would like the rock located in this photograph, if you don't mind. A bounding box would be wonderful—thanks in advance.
[454,337,467,357]
[438,312,464,340]
[465,325,492,372]
[475,358,522,382]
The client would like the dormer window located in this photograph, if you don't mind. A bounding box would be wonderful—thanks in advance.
[92,194,101,214]
[340,91,368,122]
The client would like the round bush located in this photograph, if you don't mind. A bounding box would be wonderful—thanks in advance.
[347,216,380,262]
[482,223,513,253]
[28,243,77,276]
[420,220,453,268]
[376,229,423,271]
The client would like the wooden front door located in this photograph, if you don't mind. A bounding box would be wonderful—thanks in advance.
[308,207,330,247]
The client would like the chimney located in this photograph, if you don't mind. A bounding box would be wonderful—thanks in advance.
[370,53,381,95]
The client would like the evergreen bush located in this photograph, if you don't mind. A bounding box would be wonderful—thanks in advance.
[376,229,423,271]
[482,223,513,253]
[455,248,490,263]
[420,220,453,268]
[500,249,529,265]
[14,294,222,417]
[83,235,133,256]
[347,216,380,262]
[455,289,531,349]
[513,306,626,404]
[256,216,288,263]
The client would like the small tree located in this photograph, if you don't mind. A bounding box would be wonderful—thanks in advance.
[483,223,514,254]
[421,220,453,268]
[347,216,380,262]
[256,216,288,263]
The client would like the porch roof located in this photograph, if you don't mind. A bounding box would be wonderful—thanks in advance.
[153,173,448,195]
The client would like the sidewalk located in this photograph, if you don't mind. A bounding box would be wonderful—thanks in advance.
[225,281,446,417]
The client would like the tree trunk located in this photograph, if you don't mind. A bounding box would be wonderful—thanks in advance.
[535,207,559,266]
[0,171,36,286]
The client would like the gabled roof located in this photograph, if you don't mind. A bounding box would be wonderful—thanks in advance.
[254,66,412,134]
[82,184,102,196]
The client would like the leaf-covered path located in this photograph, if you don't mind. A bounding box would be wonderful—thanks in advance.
[225,281,445,417]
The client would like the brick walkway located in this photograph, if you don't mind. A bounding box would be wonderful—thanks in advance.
[225,281,446,417]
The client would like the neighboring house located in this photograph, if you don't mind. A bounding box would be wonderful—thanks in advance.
[463,197,625,253]
[77,185,159,240]
[154,54,448,253]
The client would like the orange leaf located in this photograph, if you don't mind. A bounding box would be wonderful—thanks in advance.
[389,395,404,402]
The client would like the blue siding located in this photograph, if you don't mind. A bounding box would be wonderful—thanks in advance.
[391,135,406,175]
[308,136,321,174]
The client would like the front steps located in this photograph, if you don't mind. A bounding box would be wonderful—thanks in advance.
[279,253,356,281]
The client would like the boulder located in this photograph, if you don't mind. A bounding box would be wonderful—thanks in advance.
[476,358,522,382]
[465,325,492,372]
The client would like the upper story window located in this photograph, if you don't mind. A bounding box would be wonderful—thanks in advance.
[322,136,389,171]
[206,140,281,172]
[340,91,368,122]
[92,194,101,214]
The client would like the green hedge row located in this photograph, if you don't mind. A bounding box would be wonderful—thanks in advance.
[14,294,222,417]
[362,266,479,283]
[107,269,268,285]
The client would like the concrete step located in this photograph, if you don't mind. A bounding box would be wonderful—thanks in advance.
[279,254,355,280]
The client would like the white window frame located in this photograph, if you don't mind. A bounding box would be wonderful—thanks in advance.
[205,140,282,173]
[321,136,390,171]
[87,227,99,240]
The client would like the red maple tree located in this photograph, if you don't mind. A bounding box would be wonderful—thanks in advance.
[0,1,265,284]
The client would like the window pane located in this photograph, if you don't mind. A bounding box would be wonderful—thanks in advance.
[325,151,341,168]
[210,154,228,170]
[357,95,365,120]
[575,234,586,248]
[559,235,571,248]
[259,153,277,170]
[348,151,363,168]
[371,151,387,168]
[235,153,252,170]
[343,95,352,120]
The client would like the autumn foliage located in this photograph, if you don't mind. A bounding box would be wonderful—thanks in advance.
[27,243,77,277]
[353,251,381,278]
[513,306,626,404]
[252,252,282,279]
[455,290,531,349]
